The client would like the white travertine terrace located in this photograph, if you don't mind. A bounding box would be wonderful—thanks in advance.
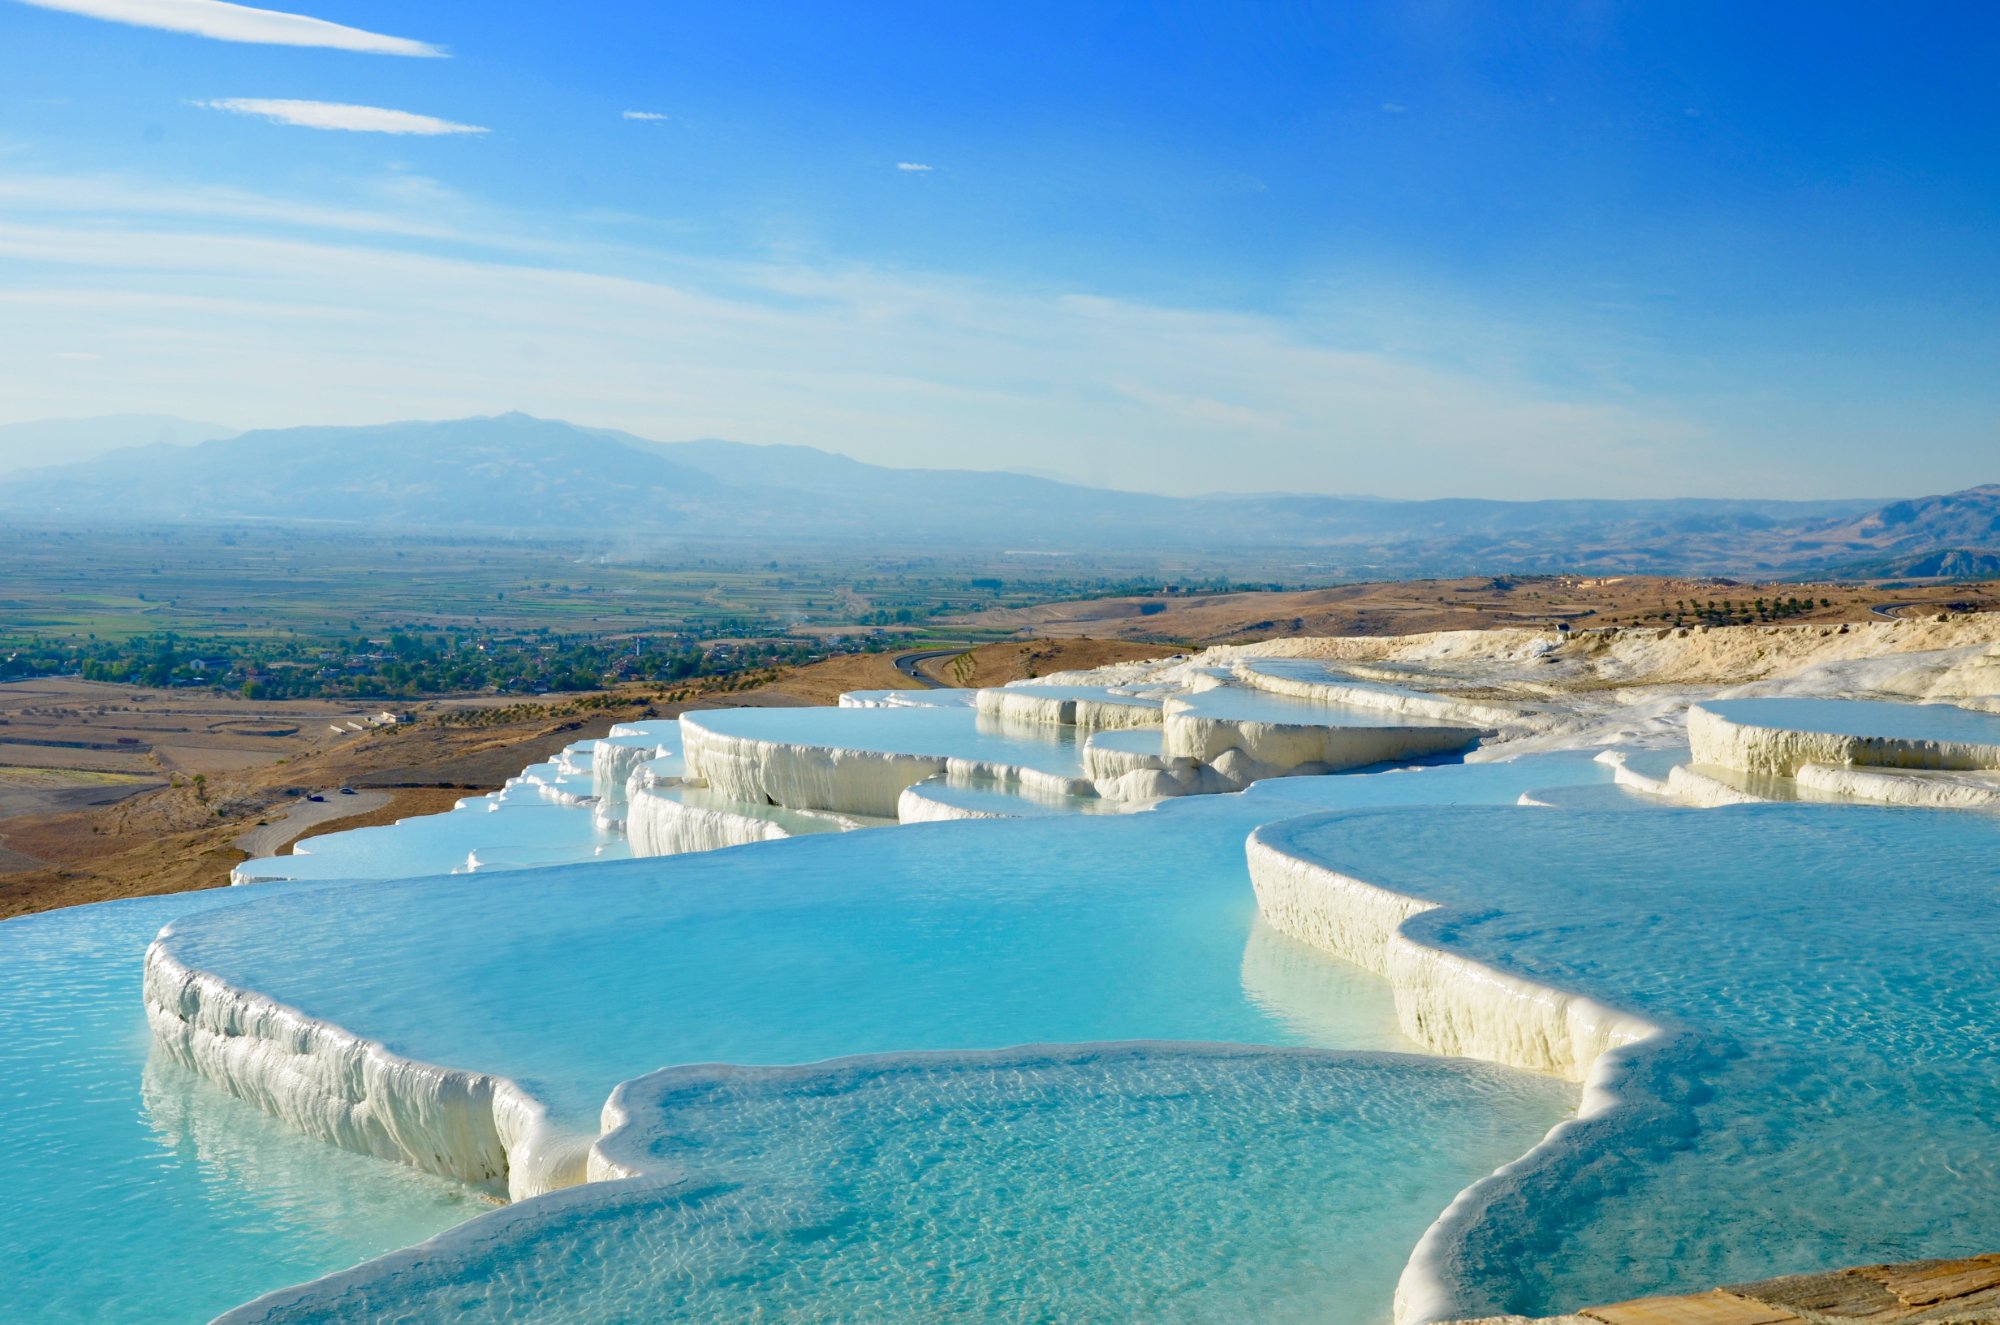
[1244,817,1663,1325]
[143,937,591,1204]
[894,779,1017,822]
[1162,695,1484,777]
[680,712,1098,817]
[1079,729,1218,799]
[589,741,653,815]
[973,685,1163,732]
[1230,660,1532,730]
[1687,701,2000,778]
[1592,749,1769,808]
[1794,761,2000,808]
[112,615,2000,1325]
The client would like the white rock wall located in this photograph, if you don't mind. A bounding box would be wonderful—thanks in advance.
[625,784,796,856]
[1687,702,2000,777]
[144,936,590,1203]
[895,781,1019,823]
[1244,817,1664,1325]
[590,740,658,814]
[1230,661,1529,730]
[1795,761,2000,809]
[1163,697,1482,774]
[974,688,1162,732]
[680,714,1098,816]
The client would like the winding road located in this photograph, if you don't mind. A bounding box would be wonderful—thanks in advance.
[891,649,965,689]
[1868,602,1928,620]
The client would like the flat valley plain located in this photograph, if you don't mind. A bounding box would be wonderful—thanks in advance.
[3,519,1995,919]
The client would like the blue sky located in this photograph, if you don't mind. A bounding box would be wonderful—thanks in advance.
[1,0,1996,498]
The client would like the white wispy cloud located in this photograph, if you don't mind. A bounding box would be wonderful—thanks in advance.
[0,178,1737,499]
[622,110,668,122]
[196,99,487,135]
[16,0,442,56]
[895,162,933,172]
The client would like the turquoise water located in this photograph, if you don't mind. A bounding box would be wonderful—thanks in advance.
[155,757,1606,1135]
[2,751,1614,1324]
[0,892,487,1325]
[1270,804,2000,1315]
[236,794,627,883]
[903,775,1134,817]
[1700,697,2000,746]
[689,704,1088,775]
[222,1047,1572,1325]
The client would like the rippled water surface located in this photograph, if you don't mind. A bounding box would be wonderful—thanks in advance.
[224,1046,1573,1325]
[1274,804,2000,1313]
[0,892,487,1325]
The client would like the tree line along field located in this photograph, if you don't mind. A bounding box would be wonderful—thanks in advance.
[0,524,1285,700]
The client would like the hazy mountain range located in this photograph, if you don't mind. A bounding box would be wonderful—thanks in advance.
[0,414,235,474]
[0,412,1993,578]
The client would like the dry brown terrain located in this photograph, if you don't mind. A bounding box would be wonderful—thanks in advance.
[730,638,1179,703]
[0,677,398,776]
[736,650,941,706]
[956,575,2000,645]
[0,638,1160,918]
[0,700,655,918]
[915,638,1183,686]
[1460,1250,2000,1324]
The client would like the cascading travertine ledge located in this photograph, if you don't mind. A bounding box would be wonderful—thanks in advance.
[973,687,1163,732]
[1229,660,1533,730]
[1795,761,2000,808]
[896,780,1018,822]
[1687,702,2000,778]
[625,784,793,855]
[1244,816,1663,1324]
[680,712,1098,817]
[1593,750,1769,808]
[144,933,590,1203]
[1164,696,1484,775]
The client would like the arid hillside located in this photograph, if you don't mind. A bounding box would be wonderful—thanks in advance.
[956,574,2000,645]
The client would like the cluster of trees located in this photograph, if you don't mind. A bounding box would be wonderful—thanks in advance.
[1,627,833,700]
[1657,595,1831,627]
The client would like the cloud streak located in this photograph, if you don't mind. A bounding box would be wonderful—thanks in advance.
[0,182,1737,499]
[196,99,487,135]
[622,110,668,122]
[895,162,933,172]
[15,0,443,56]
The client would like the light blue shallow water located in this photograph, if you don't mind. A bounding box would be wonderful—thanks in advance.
[1271,804,2000,1315]
[689,704,1088,775]
[237,795,627,883]
[225,1046,1572,1325]
[902,776,1134,817]
[156,756,1606,1133]
[1700,696,2000,745]
[1,752,1611,1323]
[0,892,487,1325]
